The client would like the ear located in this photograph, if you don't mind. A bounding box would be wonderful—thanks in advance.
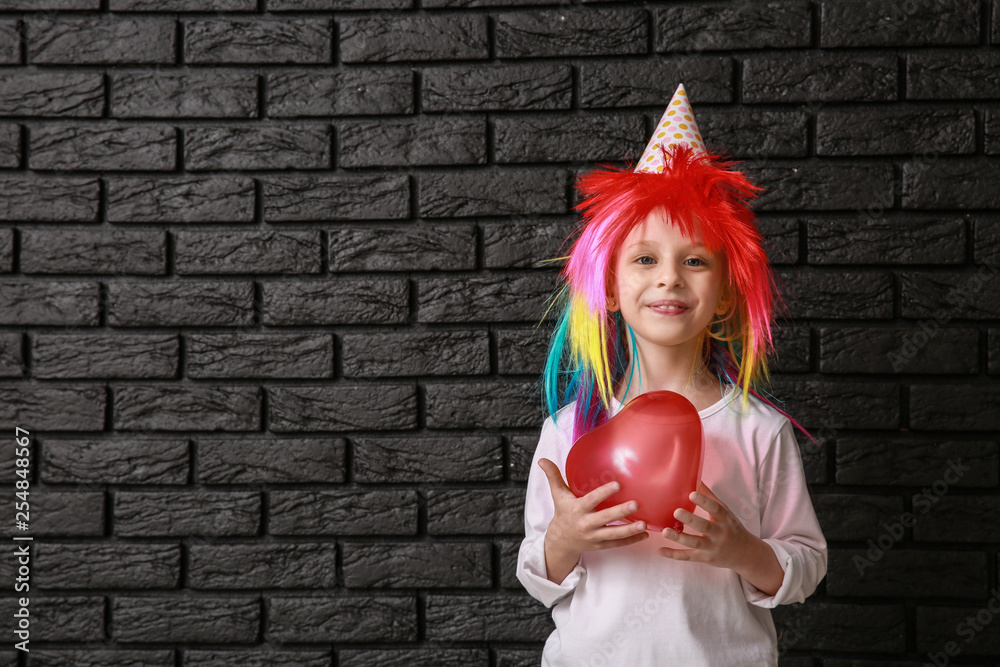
[606,290,619,313]
[605,267,620,312]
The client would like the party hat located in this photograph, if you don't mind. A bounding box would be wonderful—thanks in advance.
[635,83,705,173]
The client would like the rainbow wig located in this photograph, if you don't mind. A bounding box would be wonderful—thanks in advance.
[536,141,816,445]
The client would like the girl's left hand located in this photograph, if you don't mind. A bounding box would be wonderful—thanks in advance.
[658,480,755,571]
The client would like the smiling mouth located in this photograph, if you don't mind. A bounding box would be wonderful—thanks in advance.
[650,305,688,312]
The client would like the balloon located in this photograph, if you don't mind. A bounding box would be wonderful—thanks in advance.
[565,391,705,533]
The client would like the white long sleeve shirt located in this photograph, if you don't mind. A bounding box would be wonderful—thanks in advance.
[516,384,828,666]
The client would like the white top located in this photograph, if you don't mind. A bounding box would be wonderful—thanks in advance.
[516,384,828,667]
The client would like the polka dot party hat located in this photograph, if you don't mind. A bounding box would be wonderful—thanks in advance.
[635,83,705,173]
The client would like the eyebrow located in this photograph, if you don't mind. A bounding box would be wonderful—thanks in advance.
[627,240,707,250]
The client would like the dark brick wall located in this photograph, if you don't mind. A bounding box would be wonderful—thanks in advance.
[0,0,997,665]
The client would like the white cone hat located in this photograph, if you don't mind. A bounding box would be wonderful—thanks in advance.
[635,83,705,173]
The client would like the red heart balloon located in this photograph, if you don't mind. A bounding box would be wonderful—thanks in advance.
[565,391,705,533]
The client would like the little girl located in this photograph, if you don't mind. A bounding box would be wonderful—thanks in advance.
[517,84,827,666]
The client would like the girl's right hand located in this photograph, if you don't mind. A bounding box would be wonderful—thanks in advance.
[537,457,650,557]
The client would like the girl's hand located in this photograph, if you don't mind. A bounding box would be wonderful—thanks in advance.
[537,457,650,556]
[657,480,756,571]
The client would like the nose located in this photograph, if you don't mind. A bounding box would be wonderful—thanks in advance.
[656,259,684,288]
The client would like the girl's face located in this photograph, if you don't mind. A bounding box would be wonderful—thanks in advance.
[608,208,729,356]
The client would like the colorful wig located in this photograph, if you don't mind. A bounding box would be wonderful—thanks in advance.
[535,141,816,445]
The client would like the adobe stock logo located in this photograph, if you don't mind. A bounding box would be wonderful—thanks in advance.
[584,576,682,667]
[925,587,1000,667]
[853,458,970,576]
[888,262,1000,373]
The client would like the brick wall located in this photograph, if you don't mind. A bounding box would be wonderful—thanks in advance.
[0,0,998,665]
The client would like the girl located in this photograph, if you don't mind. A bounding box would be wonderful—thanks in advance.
[516,84,828,666]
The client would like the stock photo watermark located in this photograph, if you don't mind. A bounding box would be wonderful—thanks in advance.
[854,458,970,576]
[12,427,32,653]
[584,576,682,667]
[889,262,1000,372]
[925,587,1000,667]
[776,613,810,658]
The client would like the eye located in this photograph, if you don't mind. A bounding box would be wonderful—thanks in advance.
[634,255,708,267]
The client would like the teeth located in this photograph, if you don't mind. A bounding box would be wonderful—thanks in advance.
[655,305,683,310]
